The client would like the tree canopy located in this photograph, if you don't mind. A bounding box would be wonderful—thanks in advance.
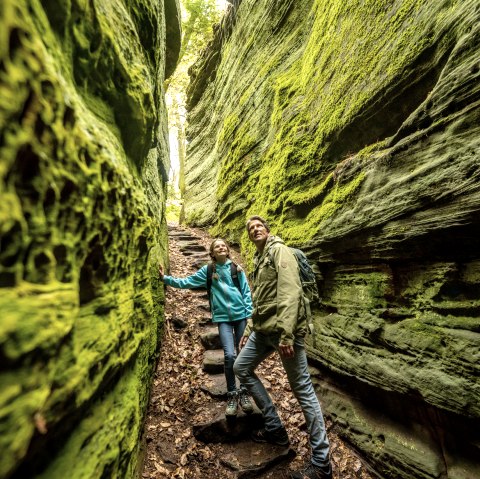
[166,0,224,221]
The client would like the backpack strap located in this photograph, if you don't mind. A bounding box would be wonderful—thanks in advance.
[230,262,241,293]
[206,262,214,298]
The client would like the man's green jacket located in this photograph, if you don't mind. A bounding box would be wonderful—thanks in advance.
[244,235,306,346]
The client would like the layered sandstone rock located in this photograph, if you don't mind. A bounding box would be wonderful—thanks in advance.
[0,0,180,477]
[185,1,480,477]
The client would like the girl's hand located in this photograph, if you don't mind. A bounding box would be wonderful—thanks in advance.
[159,264,164,280]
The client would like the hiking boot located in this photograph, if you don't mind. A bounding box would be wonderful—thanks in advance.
[238,389,253,414]
[225,391,238,416]
[290,462,332,479]
[251,427,290,446]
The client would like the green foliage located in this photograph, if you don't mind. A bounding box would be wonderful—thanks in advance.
[166,0,222,214]
[168,0,221,95]
[181,0,221,56]
[166,182,182,222]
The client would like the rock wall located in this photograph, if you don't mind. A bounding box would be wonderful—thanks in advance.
[0,0,180,478]
[185,1,480,478]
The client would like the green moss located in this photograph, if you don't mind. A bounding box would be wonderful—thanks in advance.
[217,123,256,199]
[36,363,145,479]
[186,208,205,225]
[270,171,366,245]
[0,0,170,476]
[239,86,254,108]
[0,284,77,359]
[207,0,450,246]
[0,369,51,478]
[217,113,239,145]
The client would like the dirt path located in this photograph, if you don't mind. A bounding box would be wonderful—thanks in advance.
[140,224,374,479]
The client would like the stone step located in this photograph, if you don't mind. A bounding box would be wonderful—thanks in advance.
[167,227,194,235]
[167,228,201,241]
[191,256,210,269]
[203,349,224,374]
[221,442,295,479]
[178,241,207,252]
[200,368,272,401]
[180,250,207,257]
[170,233,200,241]
[198,302,211,313]
[169,314,188,330]
[200,373,228,399]
[200,325,221,350]
[192,406,263,443]
[192,407,295,476]
[191,290,210,301]
[198,315,212,326]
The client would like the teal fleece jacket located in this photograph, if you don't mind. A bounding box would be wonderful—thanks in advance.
[163,260,253,323]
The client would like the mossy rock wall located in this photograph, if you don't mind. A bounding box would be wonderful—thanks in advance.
[185,1,480,478]
[0,0,180,478]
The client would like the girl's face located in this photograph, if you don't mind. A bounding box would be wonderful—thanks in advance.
[211,240,229,262]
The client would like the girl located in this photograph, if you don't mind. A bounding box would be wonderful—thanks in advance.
[159,238,253,417]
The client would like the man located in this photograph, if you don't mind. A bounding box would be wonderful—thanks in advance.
[233,216,332,479]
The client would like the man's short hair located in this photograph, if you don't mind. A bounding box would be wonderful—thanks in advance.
[246,215,270,233]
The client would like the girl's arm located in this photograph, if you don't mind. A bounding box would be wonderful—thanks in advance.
[162,265,208,289]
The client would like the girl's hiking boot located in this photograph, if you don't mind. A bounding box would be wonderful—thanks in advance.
[225,391,238,416]
[238,390,253,413]
[289,462,332,479]
[251,426,290,446]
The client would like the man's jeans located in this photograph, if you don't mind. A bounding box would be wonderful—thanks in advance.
[234,331,330,466]
[218,319,247,393]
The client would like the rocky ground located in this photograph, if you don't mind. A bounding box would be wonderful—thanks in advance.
[140,224,375,479]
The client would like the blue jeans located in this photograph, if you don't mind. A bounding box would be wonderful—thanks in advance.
[218,319,248,393]
[234,331,330,466]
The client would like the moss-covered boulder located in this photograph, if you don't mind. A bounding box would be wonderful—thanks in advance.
[0,0,180,477]
[185,0,480,477]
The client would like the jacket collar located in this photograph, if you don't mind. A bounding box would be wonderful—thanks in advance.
[254,235,282,260]
[253,235,279,277]
[215,258,232,268]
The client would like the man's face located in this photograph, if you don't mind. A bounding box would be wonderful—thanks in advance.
[247,219,269,246]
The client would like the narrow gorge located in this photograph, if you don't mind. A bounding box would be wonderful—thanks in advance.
[1,0,479,478]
